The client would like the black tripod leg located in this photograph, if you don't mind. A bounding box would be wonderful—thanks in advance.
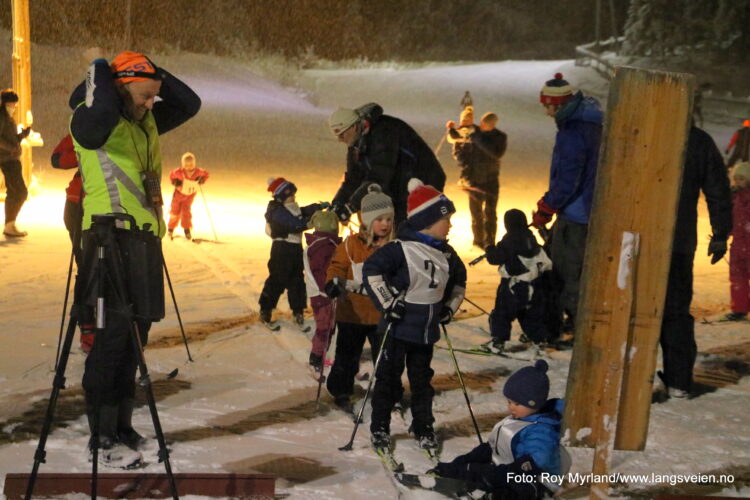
[130,321,179,500]
[25,316,78,500]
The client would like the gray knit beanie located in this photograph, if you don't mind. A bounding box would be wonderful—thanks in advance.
[360,184,394,229]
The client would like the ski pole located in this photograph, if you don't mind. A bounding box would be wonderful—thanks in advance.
[468,254,486,266]
[55,247,75,370]
[463,296,490,316]
[441,323,483,444]
[162,257,194,362]
[434,131,448,156]
[339,321,393,451]
[316,301,337,409]
[198,184,219,242]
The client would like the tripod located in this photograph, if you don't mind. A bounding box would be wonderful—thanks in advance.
[25,214,179,500]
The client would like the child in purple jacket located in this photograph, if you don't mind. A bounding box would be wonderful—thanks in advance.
[304,210,342,379]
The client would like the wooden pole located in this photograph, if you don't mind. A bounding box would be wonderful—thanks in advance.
[11,0,32,187]
[563,67,693,459]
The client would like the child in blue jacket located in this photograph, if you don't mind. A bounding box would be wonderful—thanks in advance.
[363,179,466,452]
[431,360,568,499]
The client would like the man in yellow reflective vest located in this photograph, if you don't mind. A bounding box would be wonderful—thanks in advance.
[70,50,200,467]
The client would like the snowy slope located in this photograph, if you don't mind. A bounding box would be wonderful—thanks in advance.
[0,38,748,499]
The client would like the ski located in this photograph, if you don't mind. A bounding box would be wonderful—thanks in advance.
[701,315,750,325]
[375,446,405,473]
[436,344,537,361]
[394,472,480,499]
[260,319,280,332]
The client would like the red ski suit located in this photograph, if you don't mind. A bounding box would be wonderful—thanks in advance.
[730,187,750,312]
[168,166,209,230]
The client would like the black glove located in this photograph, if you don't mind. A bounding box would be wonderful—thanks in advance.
[439,305,453,325]
[331,202,353,223]
[429,461,463,478]
[197,176,205,184]
[325,278,345,298]
[172,179,183,187]
[386,297,406,322]
[708,235,728,265]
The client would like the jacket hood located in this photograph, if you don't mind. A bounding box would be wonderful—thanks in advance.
[556,92,603,126]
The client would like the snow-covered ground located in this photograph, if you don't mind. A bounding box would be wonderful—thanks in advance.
[0,39,749,499]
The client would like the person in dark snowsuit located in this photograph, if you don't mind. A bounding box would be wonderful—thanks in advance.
[465,112,507,248]
[531,74,603,343]
[0,89,31,237]
[657,126,731,398]
[328,103,446,223]
[485,209,552,352]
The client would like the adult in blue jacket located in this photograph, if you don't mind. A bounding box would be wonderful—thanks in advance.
[531,74,603,341]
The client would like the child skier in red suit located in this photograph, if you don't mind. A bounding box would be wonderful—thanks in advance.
[168,152,209,240]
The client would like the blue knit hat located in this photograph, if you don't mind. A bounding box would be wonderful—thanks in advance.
[503,360,550,409]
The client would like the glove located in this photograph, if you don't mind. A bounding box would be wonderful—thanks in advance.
[445,120,456,129]
[197,176,206,184]
[531,198,555,228]
[708,235,728,265]
[324,278,346,298]
[172,179,183,187]
[386,297,406,323]
[439,305,453,325]
[429,461,462,478]
[331,202,353,223]
[319,201,331,210]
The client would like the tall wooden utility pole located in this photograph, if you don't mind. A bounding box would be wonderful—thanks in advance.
[562,67,694,498]
[11,0,33,186]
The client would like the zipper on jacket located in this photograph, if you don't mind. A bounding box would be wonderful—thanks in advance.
[424,304,433,344]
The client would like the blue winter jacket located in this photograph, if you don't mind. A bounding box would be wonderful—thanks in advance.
[542,92,603,224]
[440,398,564,490]
[362,222,466,345]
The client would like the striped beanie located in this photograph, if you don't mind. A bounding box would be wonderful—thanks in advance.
[406,178,455,231]
[540,73,574,106]
[267,177,297,202]
[360,184,394,229]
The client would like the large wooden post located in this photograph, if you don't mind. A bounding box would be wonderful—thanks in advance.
[563,67,693,493]
[11,0,33,186]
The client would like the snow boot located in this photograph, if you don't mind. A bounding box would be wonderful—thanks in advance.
[334,396,354,415]
[308,353,324,382]
[117,398,148,451]
[3,221,27,237]
[168,229,174,240]
[88,403,143,469]
[184,229,192,240]
[481,338,505,354]
[259,309,279,331]
[720,312,747,321]
[370,429,392,451]
[413,425,438,451]
[294,312,310,333]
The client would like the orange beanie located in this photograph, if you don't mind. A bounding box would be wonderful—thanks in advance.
[110,51,159,85]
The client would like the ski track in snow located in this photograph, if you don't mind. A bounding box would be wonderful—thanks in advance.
[0,43,748,499]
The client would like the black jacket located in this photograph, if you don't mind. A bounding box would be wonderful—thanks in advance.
[0,108,29,163]
[468,128,507,185]
[673,127,732,254]
[332,104,445,221]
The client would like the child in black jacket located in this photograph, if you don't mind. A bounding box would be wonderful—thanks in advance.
[485,209,552,352]
[259,177,325,330]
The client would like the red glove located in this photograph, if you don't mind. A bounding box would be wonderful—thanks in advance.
[532,199,556,228]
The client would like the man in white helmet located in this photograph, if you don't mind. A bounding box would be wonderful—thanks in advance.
[328,103,445,223]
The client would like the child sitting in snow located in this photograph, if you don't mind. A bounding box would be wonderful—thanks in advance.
[724,162,750,321]
[168,152,209,240]
[484,209,552,353]
[303,210,341,379]
[259,177,326,331]
[430,360,568,499]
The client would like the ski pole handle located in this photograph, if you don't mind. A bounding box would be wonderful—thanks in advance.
[468,254,486,266]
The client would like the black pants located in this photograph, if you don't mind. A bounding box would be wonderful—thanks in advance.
[1,159,28,224]
[467,181,498,247]
[82,309,150,406]
[548,218,587,333]
[371,336,434,435]
[64,199,83,265]
[659,251,696,392]
[489,280,549,343]
[326,322,379,399]
[259,240,306,313]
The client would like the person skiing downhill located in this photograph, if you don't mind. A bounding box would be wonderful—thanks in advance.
[167,151,209,240]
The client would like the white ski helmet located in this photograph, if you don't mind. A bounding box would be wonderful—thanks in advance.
[328,108,360,137]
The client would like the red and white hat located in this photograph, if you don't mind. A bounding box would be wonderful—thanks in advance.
[540,73,574,106]
[406,178,455,230]
[267,177,297,202]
